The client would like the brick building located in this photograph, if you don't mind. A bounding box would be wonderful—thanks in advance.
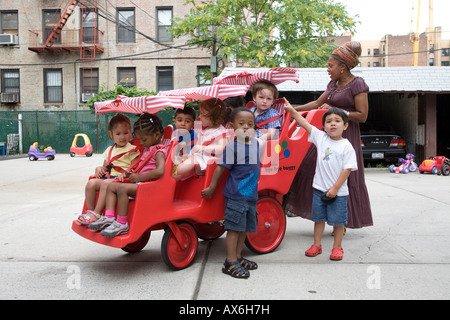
[359,27,449,68]
[0,0,211,111]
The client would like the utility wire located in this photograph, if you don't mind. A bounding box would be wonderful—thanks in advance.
[360,47,450,58]
[81,0,200,50]
[0,41,211,66]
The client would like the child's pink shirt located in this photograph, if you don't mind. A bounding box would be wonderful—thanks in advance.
[139,145,168,174]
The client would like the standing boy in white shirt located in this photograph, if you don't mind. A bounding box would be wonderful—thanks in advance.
[284,101,358,260]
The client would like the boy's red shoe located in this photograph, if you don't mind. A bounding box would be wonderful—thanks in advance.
[305,244,322,257]
[330,247,344,260]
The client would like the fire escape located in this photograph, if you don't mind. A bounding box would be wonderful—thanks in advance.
[28,0,104,58]
[28,0,103,102]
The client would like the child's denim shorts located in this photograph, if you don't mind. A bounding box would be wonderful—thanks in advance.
[224,198,258,233]
[311,188,348,226]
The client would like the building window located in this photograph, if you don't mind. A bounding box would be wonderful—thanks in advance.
[442,48,450,57]
[117,67,136,87]
[442,61,449,66]
[1,11,18,36]
[81,9,98,44]
[1,69,20,93]
[157,67,173,91]
[117,8,135,43]
[44,69,63,103]
[373,49,380,56]
[429,58,434,66]
[197,66,211,86]
[43,10,61,45]
[157,8,172,42]
[80,68,99,101]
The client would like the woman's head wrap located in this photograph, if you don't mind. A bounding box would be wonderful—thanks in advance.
[330,41,362,70]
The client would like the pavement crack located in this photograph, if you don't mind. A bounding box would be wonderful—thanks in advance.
[192,240,212,300]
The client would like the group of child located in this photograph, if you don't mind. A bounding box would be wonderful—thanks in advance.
[77,80,357,279]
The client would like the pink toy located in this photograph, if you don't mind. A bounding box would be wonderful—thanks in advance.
[389,153,418,174]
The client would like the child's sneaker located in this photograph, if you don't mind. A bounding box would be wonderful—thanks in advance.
[100,221,129,238]
[88,216,115,231]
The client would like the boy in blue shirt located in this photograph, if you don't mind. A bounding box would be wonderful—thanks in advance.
[250,80,281,140]
[201,107,260,279]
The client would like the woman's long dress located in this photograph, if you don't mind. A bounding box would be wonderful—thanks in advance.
[285,76,373,228]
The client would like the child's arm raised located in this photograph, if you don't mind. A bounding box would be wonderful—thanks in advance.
[283,99,313,134]
[201,165,226,198]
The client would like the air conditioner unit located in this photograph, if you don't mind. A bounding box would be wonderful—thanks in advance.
[81,93,95,102]
[0,92,20,103]
[0,34,19,45]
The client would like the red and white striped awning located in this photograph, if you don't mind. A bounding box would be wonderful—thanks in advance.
[94,95,186,114]
[213,67,299,87]
[157,84,249,102]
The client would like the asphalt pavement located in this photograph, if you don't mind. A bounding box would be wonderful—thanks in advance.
[1,154,449,301]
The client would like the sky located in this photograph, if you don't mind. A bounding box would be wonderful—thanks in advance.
[337,0,450,40]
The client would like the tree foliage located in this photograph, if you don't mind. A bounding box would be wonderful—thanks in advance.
[171,0,357,68]
[85,84,156,109]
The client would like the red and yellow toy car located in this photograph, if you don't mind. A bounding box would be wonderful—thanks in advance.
[70,133,93,157]
[418,156,450,176]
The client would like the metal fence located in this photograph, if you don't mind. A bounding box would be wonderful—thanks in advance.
[0,109,176,155]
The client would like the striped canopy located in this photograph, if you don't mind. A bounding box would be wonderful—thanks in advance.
[157,84,249,102]
[213,67,299,87]
[94,95,186,114]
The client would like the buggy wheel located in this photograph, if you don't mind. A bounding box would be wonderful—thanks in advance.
[432,167,439,175]
[441,163,450,176]
[121,230,151,253]
[161,222,198,270]
[29,155,37,161]
[47,155,55,161]
[85,152,92,157]
[245,196,286,254]
[70,152,75,157]
[195,222,225,241]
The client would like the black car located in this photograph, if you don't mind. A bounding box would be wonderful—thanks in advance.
[360,122,407,163]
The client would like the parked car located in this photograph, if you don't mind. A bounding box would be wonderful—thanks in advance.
[360,122,407,163]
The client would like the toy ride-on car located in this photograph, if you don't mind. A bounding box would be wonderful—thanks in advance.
[418,156,450,176]
[72,105,326,270]
[389,153,418,174]
[28,142,55,161]
[70,133,93,157]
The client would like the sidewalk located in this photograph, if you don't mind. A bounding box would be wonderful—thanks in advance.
[0,154,449,300]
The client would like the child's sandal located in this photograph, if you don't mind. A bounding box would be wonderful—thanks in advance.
[77,210,101,225]
[222,259,250,279]
[238,257,258,270]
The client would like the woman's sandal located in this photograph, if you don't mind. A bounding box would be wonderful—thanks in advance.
[238,257,258,270]
[77,210,101,225]
[222,259,250,279]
